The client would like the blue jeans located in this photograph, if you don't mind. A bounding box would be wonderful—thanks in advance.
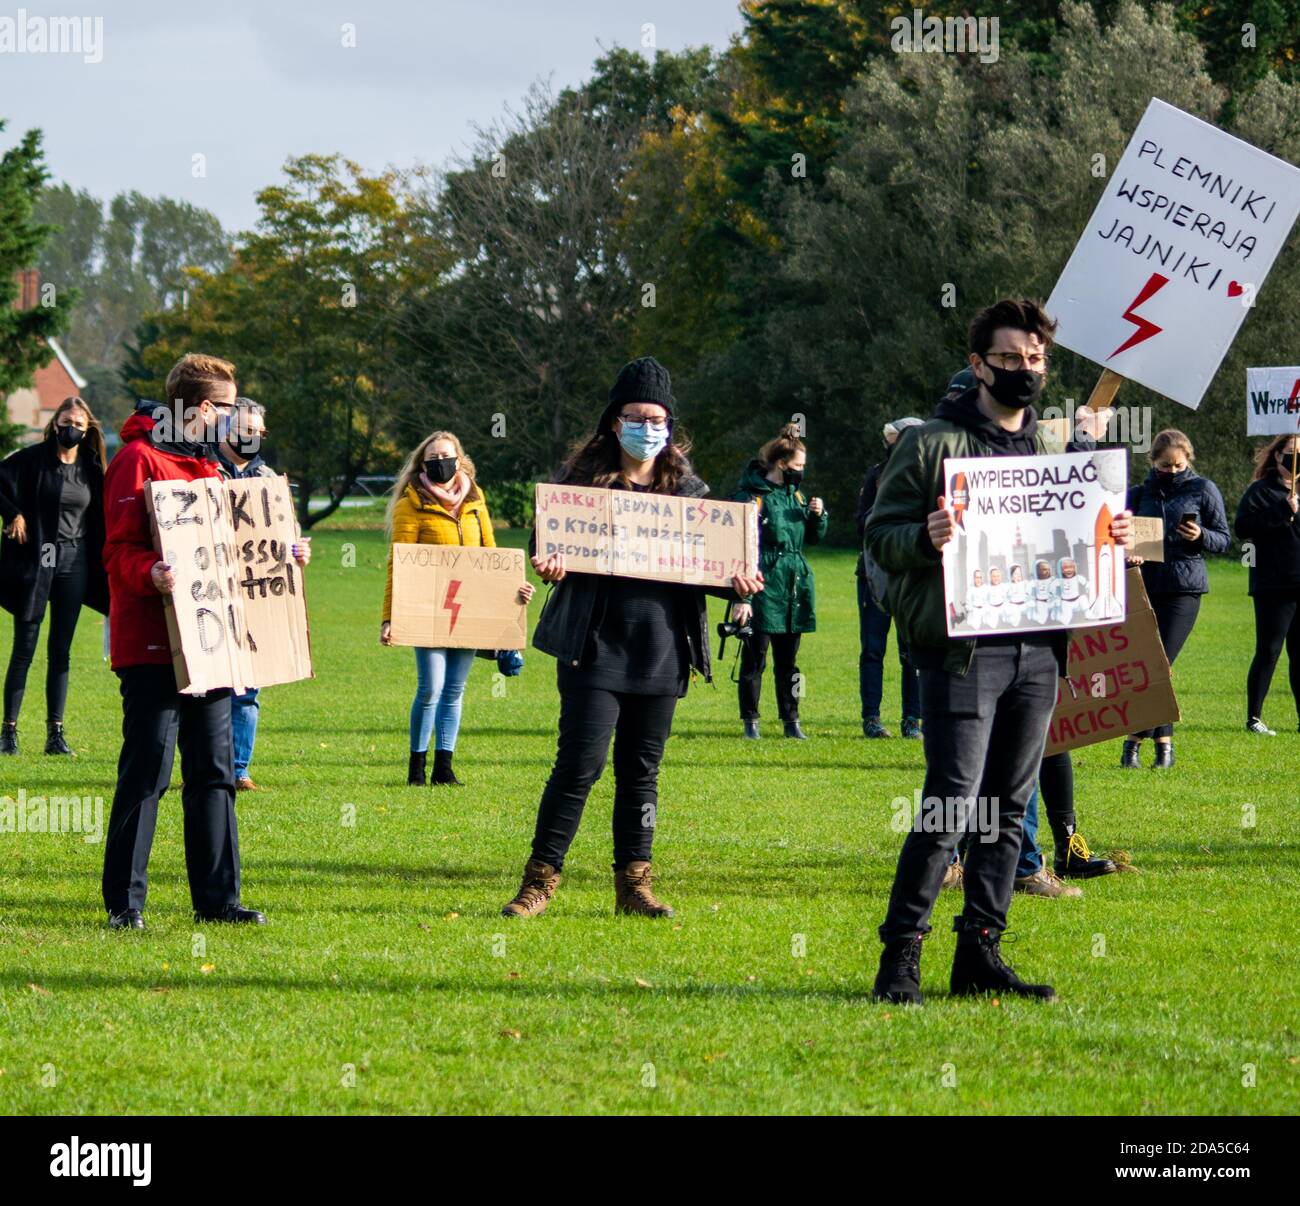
[1017,784,1042,878]
[857,574,921,721]
[410,647,476,753]
[231,688,260,778]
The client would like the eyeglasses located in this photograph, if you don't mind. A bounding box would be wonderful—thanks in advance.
[984,351,1050,371]
[619,415,670,431]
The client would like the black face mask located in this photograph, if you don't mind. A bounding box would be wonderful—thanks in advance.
[982,364,1045,410]
[425,457,458,484]
[231,433,262,457]
[55,425,86,449]
[783,468,804,488]
[1154,467,1185,487]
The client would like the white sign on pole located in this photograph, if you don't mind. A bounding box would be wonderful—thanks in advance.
[1246,366,1300,436]
[941,450,1128,638]
[1046,98,1300,410]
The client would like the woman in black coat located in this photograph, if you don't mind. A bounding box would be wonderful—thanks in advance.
[0,397,109,755]
[1121,429,1230,769]
[1234,434,1300,735]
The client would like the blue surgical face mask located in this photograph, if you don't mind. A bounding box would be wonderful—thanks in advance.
[617,419,670,463]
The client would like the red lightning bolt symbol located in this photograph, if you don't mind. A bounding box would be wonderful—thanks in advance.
[1289,377,1300,424]
[1109,272,1169,360]
[442,579,463,633]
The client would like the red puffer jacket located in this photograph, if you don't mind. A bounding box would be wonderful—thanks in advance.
[102,411,221,669]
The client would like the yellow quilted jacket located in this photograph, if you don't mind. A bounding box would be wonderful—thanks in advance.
[382,482,497,621]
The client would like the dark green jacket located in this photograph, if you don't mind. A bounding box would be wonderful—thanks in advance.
[732,459,829,633]
[863,393,1066,675]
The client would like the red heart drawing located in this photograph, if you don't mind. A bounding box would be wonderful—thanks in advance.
[1228,280,1244,297]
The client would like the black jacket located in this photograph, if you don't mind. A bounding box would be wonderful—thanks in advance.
[532,471,733,682]
[1234,472,1300,595]
[0,439,109,622]
[1126,468,1230,596]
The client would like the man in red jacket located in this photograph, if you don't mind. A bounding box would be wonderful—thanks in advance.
[101,353,266,930]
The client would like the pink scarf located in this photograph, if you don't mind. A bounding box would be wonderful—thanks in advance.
[417,469,471,518]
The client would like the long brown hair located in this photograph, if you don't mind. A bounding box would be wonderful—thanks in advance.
[385,430,479,536]
[758,423,805,470]
[43,397,107,471]
[1149,429,1194,465]
[1253,433,1300,481]
[557,404,694,492]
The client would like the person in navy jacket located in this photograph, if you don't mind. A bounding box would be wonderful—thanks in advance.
[1122,429,1230,769]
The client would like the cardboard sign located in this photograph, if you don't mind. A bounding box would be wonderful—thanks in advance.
[1045,569,1179,755]
[1246,366,1300,436]
[1046,98,1300,410]
[942,450,1128,637]
[533,483,759,587]
[1131,516,1165,562]
[147,478,255,695]
[388,544,527,650]
[227,475,313,688]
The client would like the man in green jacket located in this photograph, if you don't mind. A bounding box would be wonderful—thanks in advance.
[864,298,1132,1006]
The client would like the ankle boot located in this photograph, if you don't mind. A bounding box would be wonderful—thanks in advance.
[872,934,925,1004]
[0,722,17,756]
[431,749,463,786]
[613,860,673,917]
[1120,739,1141,769]
[949,920,1055,1001]
[1153,740,1174,769]
[44,721,73,756]
[1052,824,1118,878]
[407,751,427,786]
[501,858,561,918]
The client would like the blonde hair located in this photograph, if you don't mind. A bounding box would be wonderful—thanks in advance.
[1150,429,1194,464]
[386,430,478,535]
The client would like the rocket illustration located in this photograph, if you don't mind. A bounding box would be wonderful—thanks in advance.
[1089,501,1120,618]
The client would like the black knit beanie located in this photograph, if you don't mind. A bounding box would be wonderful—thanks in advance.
[607,356,674,416]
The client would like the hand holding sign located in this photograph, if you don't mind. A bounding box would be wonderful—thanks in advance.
[530,552,566,583]
[928,495,957,552]
[150,561,175,594]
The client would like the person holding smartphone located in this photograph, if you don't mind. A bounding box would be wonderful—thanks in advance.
[1122,430,1230,769]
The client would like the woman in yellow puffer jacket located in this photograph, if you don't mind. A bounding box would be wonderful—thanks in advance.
[381,430,534,786]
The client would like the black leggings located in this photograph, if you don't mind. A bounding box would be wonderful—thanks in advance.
[1134,591,1201,740]
[530,686,678,871]
[1246,590,1300,723]
[1039,750,1076,851]
[3,541,88,726]
[738,631,802,721]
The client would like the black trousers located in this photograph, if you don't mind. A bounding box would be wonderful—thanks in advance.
[530,686,677,871]
[879,640,1058,941]
[1136,591,1201,739]
[1246,590,1300,723]
[1038,749,1076,849]
[101,664,240,914]
[3,539,88,725]
[738,630,802,721]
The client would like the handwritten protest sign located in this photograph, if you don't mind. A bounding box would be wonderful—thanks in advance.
[1046,98,1300,410]
[228,474,312,688]
[942,450,1127,637]
[388,544,527,650]
[1131,516,1165,562]
[147,478,255,695]
[146,474,313,694]
[1246,366,1300,436]
[533,484,758,587]
[1045,569,1179,755]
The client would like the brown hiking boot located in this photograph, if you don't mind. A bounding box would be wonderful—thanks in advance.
[501,858,560,918]
[941,859,964,891]
[1014,867,1082,898]
[613,860,673,918]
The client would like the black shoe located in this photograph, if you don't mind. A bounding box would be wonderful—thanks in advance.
[743,718,761,740]
[0,723,16,756]
[872,935,925,1005]
[1053,827,1119,878]
[107,909,145,931]
[950,921,1055,1001]
[407,750,427,786]
[862,716,890,739]
[1120,739,1141,769]
[431,749,463,786]
[901,715,923,740]
[44,721,73,756]
[1153,741,1174,769]
[194,904,267,925]
[783,720,807,740]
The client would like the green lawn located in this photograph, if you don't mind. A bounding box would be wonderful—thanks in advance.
[1,528,1296,1115]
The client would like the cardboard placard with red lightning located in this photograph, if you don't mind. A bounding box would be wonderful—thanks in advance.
[533,483,759,587]
[941,449,1128,638]
[388,543,527,650]
[1246,366,1300,436]
[1046,98,1300,411]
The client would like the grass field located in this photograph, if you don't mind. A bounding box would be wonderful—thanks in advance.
[1,524,1297,1115]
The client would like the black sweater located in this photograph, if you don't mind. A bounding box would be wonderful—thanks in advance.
[1234,472,1300,595]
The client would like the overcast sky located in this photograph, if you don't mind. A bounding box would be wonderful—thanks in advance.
[2,0,745,234]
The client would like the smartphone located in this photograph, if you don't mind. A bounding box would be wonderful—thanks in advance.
[1180,511,1199,525]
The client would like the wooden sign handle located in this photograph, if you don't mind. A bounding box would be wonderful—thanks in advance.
[1085,368,1124,414]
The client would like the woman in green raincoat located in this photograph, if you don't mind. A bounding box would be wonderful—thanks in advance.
[731,424,829,739]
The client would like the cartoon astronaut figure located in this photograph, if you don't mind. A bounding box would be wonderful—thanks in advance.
[1031,560,1055,625]
[1053,557,1083,626]
[966,569,987,630]
[1004,564,1028,627]
[984,566,1006,629]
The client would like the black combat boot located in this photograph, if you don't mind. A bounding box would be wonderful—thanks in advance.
[45,721,73,756]
[431,749,463,786]
[407,751,427,786]
[0,722,17,756]
[1120,739,1141,769]
[949,920,1056,1001]
[872,935,925,1005]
